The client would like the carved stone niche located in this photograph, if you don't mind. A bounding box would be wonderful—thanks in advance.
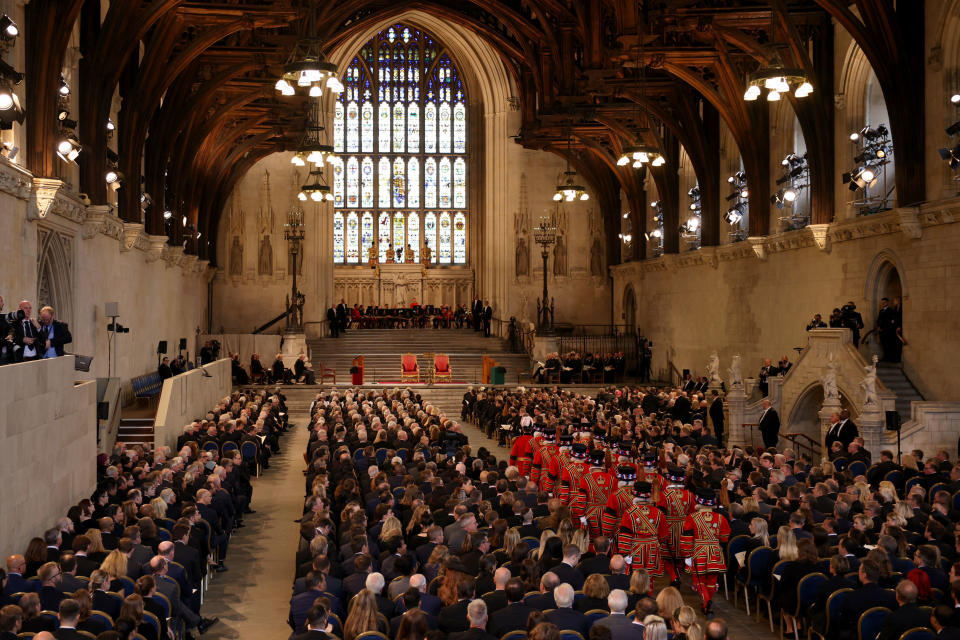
[121,223,148,252]
[747,236,767,261]
[83,205,123,240]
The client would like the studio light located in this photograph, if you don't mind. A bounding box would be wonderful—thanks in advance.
[182,215,187,226]
[685,216,700,232]
[725,208,743,225]
[0,15,17,40]
[59,78,70,97]
[0,86,13,110]
[952,93,960,105]
[106,118,115,132]
[56,136,81,162]
[163,210,173,220]
[105,169,123,185]
[783,187,798,202]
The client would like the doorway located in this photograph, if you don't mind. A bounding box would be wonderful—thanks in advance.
[623,285,636,335]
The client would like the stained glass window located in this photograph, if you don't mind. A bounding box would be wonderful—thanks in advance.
[408,158,420,208]
[361,101,374,153]
[334,23,468,265]
[361,157,374,208]
[333,212,345,262]
[393,212,406,262]
[346,213,360,263]
[346,157,359,208]
[378,213,391,262]
[438,212,452,264]
[361,212,374,262]
[453,212,466,264]
[424,213,437,263]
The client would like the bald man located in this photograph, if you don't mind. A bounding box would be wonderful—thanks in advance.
[481,567,511,614]
[4,555,35,595]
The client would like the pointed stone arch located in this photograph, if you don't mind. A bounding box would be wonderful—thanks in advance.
[36,228,75,326]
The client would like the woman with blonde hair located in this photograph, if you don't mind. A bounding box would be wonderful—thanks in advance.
[746,517,771,553]
[535,530,556,560]
[643,615,669,640]
[570,528,590,556]
[99,549,129,592]
[149,497,168,520]
[121,500,138,526]
[423,544,449,585]
[344,590,385,640]
[776,526,798,562]
[575,574,610,612]
[627,568,651,609]
[655,586,684,627]
[557,518,576,547]
[379,516,403,543]
[672,605,702,640]
[72,589,109,636]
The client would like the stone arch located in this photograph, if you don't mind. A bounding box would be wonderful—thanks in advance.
[864,249,909,304]
[785,381,857,450]
[623,284,637,334]
[36,228,74,326]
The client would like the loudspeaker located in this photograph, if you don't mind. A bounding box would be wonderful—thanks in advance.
[97,402,110,421]
[885,410,901,431]
[178,338,187,351]
[105,301,119,317]
[682,368,690,377]
[157,340,167,354]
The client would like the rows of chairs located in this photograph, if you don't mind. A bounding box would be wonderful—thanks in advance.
[187,438,261,477]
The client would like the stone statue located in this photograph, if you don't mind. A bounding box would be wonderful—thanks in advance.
[422,244,432,264]
[707,351,721,383]
[822,353,839,401]
[229,236,243,276]
[258,236,273,276]
[860,355,879,408]
[590,238,603,276]
[516,235,529,277]
[728,355,743,389]
[553,233,567,276]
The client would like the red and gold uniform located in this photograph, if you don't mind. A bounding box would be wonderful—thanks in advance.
[617,496,669,576]
[559,445,590,505]
[531,429,559,494]
[509,430,535,477]
[657,470,695,583]
[680,490,731,612]
[602,486,635,539]
[572,451,616,538]
[528,433,545,486]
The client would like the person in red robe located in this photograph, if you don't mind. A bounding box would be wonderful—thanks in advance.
[573,449,615,539]
[617,480,668,578]
[509,422,535,477]
[656,465,695,586]
[680,487,731,617]
[559,442,590,505]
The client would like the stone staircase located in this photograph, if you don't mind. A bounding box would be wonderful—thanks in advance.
[306,328,531,385]
[876,362,924,418]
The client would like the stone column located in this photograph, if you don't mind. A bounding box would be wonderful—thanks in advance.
[859,407,884,459]
[726,387,749,448]
[481,109,510,315]
[306,200,333,340]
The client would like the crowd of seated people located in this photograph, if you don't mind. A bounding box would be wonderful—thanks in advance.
[0,388,289,640]
[533,352,626,384]
[290,376,960,640]
[232,352,316,386]
[342,304,470,330]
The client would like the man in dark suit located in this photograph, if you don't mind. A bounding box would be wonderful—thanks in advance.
[709,391,725,443]
[438,578,475,634]
[549,545,585,590]
[932,604,960,639]
[342,555,372,600]
[158,357,173,379]
[288,573,329,634]
[758,399,781,448]
[56,555,87,594]
[37,563,64,612]
[592,589,637,640]
[825,412,859,451]
[170,525,202,587]
[12,301,41,361]
[544,584,590,636]
[326,305,339,338]
[840,558,898,637]
[487,579,537,638]
[482,302,492,337]
[291,603,335,640]
[915,545,950,592]
[449,599,497,640]
[37,306,71,358]
[877,580,935,640]
[481,568,510,615]
[4,556,36,595]
[604,555,631,592]
[578,537,612,576]
[525,573,558,610]
[53,598,85,640]
[336,299,348,335]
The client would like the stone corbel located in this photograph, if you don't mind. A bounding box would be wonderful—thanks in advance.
[121,223,147,252]
[181,254,199,273]
[898,207,922,239]
[747,236,767,261]
[145,234,168,262]
[29,178,86,223]
[163,245,185,267]
[807,224,831,252]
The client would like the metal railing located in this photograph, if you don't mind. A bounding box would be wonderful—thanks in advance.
[781,432,822,460]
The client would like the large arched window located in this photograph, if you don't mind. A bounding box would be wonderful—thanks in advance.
[333,23,468,265]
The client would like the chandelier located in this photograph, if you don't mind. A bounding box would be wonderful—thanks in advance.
[553,135,589,202]
[274,0,343,97]
[617,145,665,168]
[298,167,334,202]
[743,66,813,101]
[291,98,334,167]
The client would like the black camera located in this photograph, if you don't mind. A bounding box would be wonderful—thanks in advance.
[4,309,25,323]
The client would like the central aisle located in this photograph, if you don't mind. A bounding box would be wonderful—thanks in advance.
[201,394,313,639]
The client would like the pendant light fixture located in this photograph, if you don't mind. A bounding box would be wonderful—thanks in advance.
[553,134,589,202]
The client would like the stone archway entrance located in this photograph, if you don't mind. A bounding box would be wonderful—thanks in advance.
[868,254,905,363]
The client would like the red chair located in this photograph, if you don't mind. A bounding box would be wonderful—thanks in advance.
[401,354,420,383]
[319,362,336,385]
[433,354,452,383]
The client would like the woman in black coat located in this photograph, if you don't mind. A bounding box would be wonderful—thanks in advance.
[778,539,823,634]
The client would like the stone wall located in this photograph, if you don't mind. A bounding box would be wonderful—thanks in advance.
[612,203,960,403]
[0,160,210,395]
[154,358,232,451]
[0,357,97,559]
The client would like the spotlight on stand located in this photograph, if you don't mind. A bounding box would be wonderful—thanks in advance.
[56,136,81,162]
[105,169,124,188]
[0,15,18,40]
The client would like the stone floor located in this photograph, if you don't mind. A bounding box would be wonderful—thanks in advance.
[198,388,779,639]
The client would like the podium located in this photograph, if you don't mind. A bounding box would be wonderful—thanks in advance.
[482,356,497,384]
[352,356,364,385]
